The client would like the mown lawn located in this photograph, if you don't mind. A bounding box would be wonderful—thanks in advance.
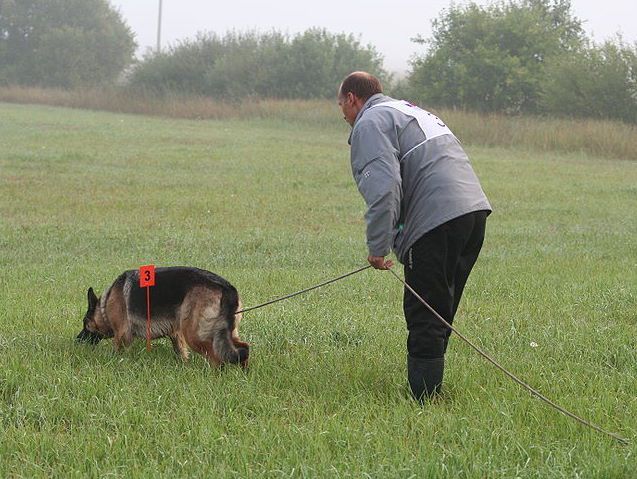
[0,102,635,478]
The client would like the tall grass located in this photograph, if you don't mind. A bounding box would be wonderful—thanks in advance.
[441,109,637,161]
[0,85,337,126]
[1,85,636,160]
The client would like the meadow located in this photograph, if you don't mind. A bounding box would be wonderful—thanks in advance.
[0,101,636,477]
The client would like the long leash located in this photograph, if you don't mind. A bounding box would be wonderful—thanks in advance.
[235,265,372,314]
[235,263,628,445]
[387,267,629,446]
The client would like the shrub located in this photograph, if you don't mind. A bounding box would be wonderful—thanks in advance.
[541,39,637,123]
[128,28,387,99]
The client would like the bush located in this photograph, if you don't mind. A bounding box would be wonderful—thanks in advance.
[541,39,637,123]
[128,28,387,99]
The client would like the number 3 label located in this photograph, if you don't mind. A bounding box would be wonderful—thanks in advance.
[139,265,156,287]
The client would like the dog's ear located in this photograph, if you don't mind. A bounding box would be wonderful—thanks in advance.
[87,287,99,310]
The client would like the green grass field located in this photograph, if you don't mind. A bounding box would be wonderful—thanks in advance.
[1,102,636,478]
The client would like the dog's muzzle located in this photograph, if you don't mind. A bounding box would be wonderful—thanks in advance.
[76,328,103,345]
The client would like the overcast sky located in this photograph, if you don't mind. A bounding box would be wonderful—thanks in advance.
[109,0,637,74]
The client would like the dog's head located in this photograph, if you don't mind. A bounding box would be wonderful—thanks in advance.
[76,287,109,344]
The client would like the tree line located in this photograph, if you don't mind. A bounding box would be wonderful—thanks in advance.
[1,0,635,123]
[404,0,637,123]
[127,29,386,99]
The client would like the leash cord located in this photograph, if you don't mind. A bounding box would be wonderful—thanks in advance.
[387,268,629,446]
[236,264,372,314]
[233,262,628,444]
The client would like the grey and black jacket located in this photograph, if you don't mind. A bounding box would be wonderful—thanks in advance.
[348,94,492,262]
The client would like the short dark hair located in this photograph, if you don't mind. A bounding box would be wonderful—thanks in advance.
[339,71,383,101]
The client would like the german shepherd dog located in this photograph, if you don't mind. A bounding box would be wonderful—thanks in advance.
[76,267,249,367]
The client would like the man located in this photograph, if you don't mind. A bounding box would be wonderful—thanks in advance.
[338,71,491,401]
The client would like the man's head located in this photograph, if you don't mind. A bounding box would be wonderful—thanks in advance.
[338,71,383,126]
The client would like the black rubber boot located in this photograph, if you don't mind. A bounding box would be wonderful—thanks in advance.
[407,355,444,402]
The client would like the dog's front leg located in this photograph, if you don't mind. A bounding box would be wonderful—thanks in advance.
[113,330,133,352]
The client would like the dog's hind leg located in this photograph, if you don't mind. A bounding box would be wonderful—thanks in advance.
[230,298,249,364]
[180,287,246,367]
[231,334,249,349]
[213,327,248,367]
[183,315,222,366]
[186,335,222,366]
[170,332,190,362]
[231,299,248,348]
[179,288,222,366]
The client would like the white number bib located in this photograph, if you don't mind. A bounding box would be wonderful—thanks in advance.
[368,101,456,158]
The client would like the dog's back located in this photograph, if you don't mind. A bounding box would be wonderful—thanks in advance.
[123,267,238,321]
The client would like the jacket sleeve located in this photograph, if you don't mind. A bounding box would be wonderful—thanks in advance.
[350,118,402,257]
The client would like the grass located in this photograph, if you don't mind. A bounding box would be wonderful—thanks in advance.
[1,85,636,161]
[0,101,636,478]
[0,85,339,126]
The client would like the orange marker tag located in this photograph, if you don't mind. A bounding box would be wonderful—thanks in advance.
[139,265,155,287]
[139,265,155,351]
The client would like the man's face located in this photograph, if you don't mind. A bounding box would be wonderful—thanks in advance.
[338,92,359,127]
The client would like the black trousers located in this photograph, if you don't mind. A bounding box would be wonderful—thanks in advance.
[403,210,488,359]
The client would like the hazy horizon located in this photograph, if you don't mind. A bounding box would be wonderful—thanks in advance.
[109,0,637,75]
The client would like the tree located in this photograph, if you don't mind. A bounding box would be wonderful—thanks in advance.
[0,0,136,88]
[541,39,637,123]
[408,0,585,113]
[277,28,386,98]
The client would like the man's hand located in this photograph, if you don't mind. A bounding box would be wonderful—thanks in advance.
[367,255,394,270]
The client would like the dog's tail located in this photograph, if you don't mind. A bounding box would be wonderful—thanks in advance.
[212,286,249,365]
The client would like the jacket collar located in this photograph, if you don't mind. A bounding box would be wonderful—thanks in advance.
[348,93,392,145]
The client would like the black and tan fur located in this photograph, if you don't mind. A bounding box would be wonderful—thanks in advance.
[76,267,249,367]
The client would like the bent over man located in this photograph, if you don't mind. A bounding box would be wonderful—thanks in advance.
[338,71,492,401]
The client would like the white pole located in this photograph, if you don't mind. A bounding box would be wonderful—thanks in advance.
[156,0,163,53]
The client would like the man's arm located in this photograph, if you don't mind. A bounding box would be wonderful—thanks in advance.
[350,118,402,266]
